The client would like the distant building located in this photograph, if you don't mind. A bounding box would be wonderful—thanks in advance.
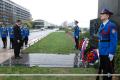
[0,0,32,24]
[33,20,44,28]
[33,19,57,29]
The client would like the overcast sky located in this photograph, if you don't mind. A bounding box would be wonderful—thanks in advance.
[11,0,98,28]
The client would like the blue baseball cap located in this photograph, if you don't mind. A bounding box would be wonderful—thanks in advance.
[74,20,79,24]
[100,9,113,15]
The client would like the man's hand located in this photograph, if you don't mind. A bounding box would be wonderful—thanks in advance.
[17,40,20,43]
[76,36,78,38]
[109,54,114,61]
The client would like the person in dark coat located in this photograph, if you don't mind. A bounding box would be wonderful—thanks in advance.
[13,20,22,59]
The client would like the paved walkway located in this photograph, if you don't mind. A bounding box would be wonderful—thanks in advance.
[2,53,75,67]
[0,29,57,64]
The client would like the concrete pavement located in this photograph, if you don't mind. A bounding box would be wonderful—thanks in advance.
[3,53,75,67]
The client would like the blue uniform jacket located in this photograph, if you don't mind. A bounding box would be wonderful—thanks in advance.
[20,27,25,39]
[74,26,80,37]
[8,27,14,38]
[24,27,29,37]
[98,20,118,56]
[0,27,8,38]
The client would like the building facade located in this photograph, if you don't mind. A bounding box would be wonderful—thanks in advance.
[33,19,57,29]
[0,0,32,24]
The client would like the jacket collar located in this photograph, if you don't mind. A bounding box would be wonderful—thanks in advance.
[99,20,110,32]
[103,19,109,26]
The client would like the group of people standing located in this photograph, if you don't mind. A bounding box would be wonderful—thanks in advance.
[0,20,29,59]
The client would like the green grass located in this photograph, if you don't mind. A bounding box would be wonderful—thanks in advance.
[115,45,120,73]
[0,67,96,74]
[24,32,75,54]
[80,32,90,39]
[0,76,96,80]
[0,67,96,80]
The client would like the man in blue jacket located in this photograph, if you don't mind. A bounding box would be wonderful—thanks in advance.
[74,20,81,49]
[23,25,29,47]
[20,25,25,48]
[0,24,8,48]
[8,25,14,49]
[97,9,118,80]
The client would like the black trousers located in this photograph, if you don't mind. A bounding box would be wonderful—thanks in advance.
[20,38,25,48]
[10,38,14,48]
[74,37,79,49]
[2,37,7,48]
[96,55,114,80]
[24,36,28,45]
[14,41,21,57]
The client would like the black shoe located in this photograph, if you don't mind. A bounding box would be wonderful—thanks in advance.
[15,56,23,59]
[18,56,22,58]
[3,46,5,48]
